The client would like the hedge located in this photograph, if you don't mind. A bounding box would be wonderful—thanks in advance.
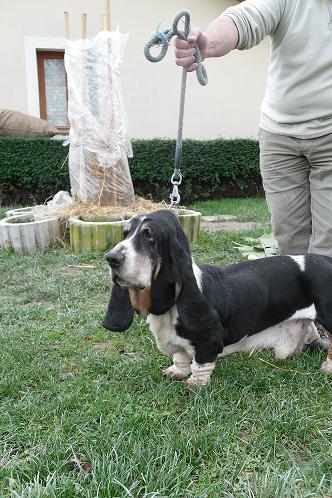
[0,137,262,205]
[0,137,70,205]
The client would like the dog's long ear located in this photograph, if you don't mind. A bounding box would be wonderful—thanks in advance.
[167,217,191,283]
[102,286,134,332]
[169,236,224,343]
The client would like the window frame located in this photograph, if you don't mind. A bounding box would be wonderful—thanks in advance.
[24,37,69,134]
[36,50,69,132]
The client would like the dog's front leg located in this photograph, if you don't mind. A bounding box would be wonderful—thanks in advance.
[186,359,217,388]
[162,350,192,380]
[186,340,220,388]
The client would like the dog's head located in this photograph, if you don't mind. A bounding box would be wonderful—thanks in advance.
[102,210,223,348]
[102,210,189,330]
[106,209,190,292]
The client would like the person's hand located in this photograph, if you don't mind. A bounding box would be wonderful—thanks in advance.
[174,28,208,72]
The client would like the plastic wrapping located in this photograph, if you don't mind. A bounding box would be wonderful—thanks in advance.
[31,191,73,220]
[65,30,134,206]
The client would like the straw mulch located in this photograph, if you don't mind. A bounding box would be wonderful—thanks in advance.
[52,196,168,221]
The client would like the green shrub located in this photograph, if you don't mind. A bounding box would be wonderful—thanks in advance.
[131,139,262,203]
[0,137,70,204]
[0,137,262,205]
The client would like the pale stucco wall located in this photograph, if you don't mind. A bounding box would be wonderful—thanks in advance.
[0,0,269,139]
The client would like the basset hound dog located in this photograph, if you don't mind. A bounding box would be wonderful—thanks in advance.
[103,209,332,388]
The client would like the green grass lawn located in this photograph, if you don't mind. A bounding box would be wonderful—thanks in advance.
[190,197,271,225]
[1,198,332,497]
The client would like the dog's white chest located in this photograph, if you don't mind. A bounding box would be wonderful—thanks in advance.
[147,306,194,357]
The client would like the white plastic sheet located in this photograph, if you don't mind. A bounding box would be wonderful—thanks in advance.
[65,30,134,206]
[31,190,73,220]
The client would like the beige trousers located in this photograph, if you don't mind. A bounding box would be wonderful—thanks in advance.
[259,129,332,257]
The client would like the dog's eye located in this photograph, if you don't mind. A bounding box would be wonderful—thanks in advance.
[142,227,154,242]
[123,229,130,238]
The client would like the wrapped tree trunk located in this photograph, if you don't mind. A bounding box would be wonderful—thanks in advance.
[65,29,134,206]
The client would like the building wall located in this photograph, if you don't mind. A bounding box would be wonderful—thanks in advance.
[0,0,269,139]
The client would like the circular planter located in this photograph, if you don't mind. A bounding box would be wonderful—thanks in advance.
[0,214,60,254]
[175,208,201,244]
[69,214,130,253]
[5,206,34,218]
[69,208,201,253]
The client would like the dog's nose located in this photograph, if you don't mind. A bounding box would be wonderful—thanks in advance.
[106,250,125,268]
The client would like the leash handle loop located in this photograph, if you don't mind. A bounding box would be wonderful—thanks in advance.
[143,28,172,63]
[144,10,208,86]
[172,10,191,40]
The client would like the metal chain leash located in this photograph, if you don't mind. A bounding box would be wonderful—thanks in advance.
[144,10,208,206]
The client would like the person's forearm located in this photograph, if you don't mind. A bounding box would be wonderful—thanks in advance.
[205,15,239,58]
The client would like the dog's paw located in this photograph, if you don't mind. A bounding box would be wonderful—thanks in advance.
[185,374,210,390]
[162,365,191,380]
[321,359,332,374]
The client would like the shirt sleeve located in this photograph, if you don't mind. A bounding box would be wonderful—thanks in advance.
[223,0,286,49]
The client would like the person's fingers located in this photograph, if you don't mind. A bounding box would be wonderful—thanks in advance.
[175,48,196,59]
[174,38,192,50]
[174,28,200,48]
[187,62,198,72]
[174,28,207,68]
[187,28,201,44]
[176,55,196,67]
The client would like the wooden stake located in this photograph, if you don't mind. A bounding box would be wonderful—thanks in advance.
[81,13,87,39]
[104,0,116,204]
[104,0,111,31]
[64,11,70,39]
[101,13,106,31]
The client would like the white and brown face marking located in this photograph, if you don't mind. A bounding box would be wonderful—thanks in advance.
[128,288,152,316]
[106,215,159,290]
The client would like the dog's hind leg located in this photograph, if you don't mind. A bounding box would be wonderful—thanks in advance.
[321,332,332,374]
[304,321,320,344]
[274,320,311,359]
[162,350,192,380]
